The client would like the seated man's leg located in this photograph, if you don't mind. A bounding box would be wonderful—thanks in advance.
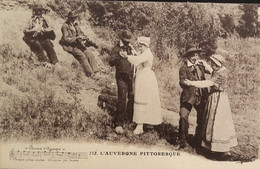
[41,39,58,65]
[26,38,47,62]
[71,47,94,76]
[83,48,99,73]
[23,36,35,53]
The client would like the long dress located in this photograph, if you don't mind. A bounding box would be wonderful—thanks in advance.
[191,67,238,152]
[127,48,162,125]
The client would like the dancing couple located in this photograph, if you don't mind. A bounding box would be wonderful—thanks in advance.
[179,45,238,159]
[109,30,162,135]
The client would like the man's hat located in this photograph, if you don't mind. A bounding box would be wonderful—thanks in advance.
[68,11,79,18]
[32,4,45,11]
[119,30,135,43]
[183,45,202,57]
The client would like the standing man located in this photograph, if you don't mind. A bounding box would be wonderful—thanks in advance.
[109,30,137,134]
[178,45,212,148]
[60,11,100,80]
[23,4,59,66]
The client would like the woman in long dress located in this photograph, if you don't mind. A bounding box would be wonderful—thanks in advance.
[123,36,162,134]
[184,54,238,157]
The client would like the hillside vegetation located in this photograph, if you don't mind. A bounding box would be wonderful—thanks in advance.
[0,0,259,160]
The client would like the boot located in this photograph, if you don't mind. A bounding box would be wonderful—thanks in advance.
[178,117,187,148]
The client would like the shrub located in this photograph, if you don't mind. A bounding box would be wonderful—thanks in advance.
[219,13,236,38]
[87,1,154,32]
[151,3,220,59]
[237,4,260,38]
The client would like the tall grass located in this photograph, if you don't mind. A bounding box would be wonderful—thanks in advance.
[217,36,260,116]
[216,36,260,157]
[0,44,111,141]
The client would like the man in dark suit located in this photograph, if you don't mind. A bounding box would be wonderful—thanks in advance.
[178,45,213,148]
[23,4,58,66]
[59,11,100,80]
[109,30,137,134]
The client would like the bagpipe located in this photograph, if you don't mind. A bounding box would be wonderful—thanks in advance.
[24,30,56,41]
[75,36,98,49]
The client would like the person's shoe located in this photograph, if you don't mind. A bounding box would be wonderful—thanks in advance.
[91,72,101,80]
[143,124,154,132]
[115,126,124,135]
[176,139,187,150]
[188,135,202,148]
[214,152,233,161]
[43,62,52,69]
[55,63,62,69]
[134,124,144,135]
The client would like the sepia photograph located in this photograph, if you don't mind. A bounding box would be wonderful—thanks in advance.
[0,0,259,168]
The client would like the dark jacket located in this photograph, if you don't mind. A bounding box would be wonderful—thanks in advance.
[179,60,209,105]
[59,21,84,46]
[23,15,55,40]
[109,42,134,79]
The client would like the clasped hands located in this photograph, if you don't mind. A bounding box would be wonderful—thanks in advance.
[76,35,87,40]
[74,35,88,43]
[119,51,129,58]
[183,79,194,86]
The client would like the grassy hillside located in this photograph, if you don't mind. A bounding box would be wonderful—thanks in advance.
[0,0,259,161]
[0,2,114,141]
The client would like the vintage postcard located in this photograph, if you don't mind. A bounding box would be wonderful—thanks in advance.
[0,0,259,169]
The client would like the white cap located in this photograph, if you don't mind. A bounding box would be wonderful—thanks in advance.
[210,54,225,67]
[137,36,150,47]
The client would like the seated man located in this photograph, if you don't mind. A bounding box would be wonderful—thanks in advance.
[59,11,100,80]
[23,4,58,66]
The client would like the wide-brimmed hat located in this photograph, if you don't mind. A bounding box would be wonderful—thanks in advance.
[183,45,202,57]
[119,30,135,43]
[68,11,79,18]
[32,4,45,11]
[210,54,225,67]
[137,36,150,47]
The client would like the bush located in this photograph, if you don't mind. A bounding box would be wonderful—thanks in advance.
[151,3,220,59]
[87,1,154,32]
[237,4,260,38]
[219,13,236,38]
[47,0,87,19]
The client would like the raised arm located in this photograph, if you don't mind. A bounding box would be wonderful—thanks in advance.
[184,72,226,88]
[185,80,214,88]
[196,59,213,74]
[127,48,151,66]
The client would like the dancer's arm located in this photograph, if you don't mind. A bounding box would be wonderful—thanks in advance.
[184,79,214,88]
[184,73,225,88]
[127,48,151,66]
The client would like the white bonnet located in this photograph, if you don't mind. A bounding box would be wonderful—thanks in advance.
[210,54,225,67]
[137,36,150,47]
